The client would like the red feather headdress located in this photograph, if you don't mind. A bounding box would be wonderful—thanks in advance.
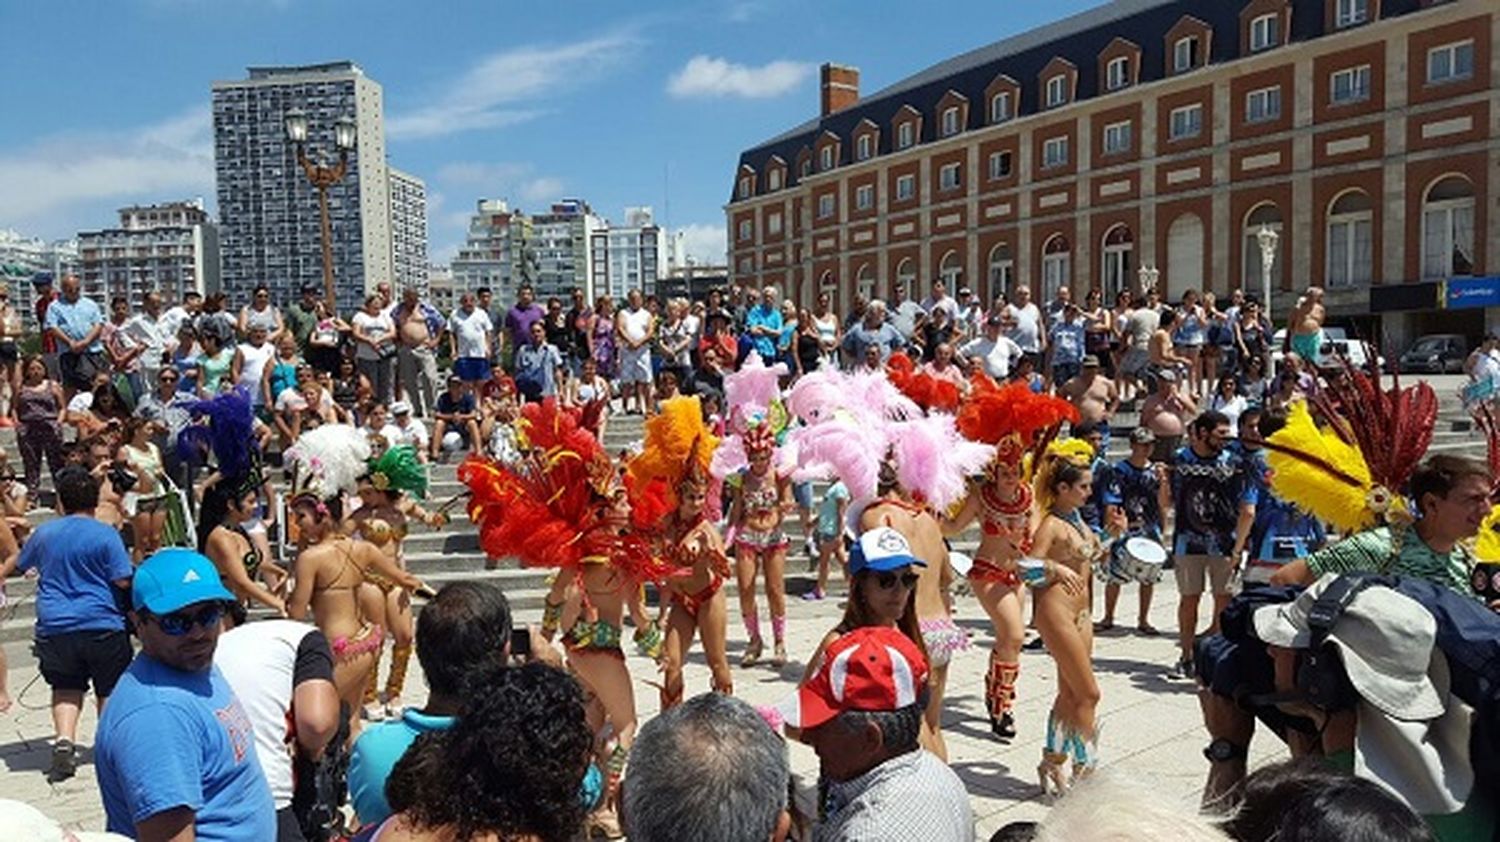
[886,352,961,414]
[956,375,1079,467]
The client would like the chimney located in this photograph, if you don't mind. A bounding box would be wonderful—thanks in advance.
[820,63,860,117]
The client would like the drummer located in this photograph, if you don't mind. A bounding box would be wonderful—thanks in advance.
[1237,406,1326,587]
[1096,427,1170,634]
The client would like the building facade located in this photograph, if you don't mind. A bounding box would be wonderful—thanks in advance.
[728,0,1499,349]
[589,206,667,301]
[212,61,391,315]
[0,231,78,333]
[533,199,604,304]
[76,200,220,312]
[388,168,429,296]
[426,264,456,313]
[450,199,534,307]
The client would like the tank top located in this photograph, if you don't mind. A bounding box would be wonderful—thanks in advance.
[236,342,275,401]
[269,361,299,402]
[815,314,838,345]
[621,307,651,344]
[17,382,59,426]
[123,442,162,479]
[200,349,234,394]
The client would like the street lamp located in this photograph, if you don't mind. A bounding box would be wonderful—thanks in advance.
[1137,264,1159,297]
[1256,223,1279,331]
[285,108,357,311]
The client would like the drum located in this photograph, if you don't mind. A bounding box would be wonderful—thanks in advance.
[1018,557,1048,587]
[1121,537,1167,584]
[1471,561,1500,603]
[948,551,974,578]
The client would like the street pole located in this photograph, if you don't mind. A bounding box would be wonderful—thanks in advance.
[1257,224,1279,375]
[285,109,356,313]
[317,182,335,311]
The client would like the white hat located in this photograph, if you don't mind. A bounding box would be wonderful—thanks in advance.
[1254,574,1448,721]
[391,400,413,415]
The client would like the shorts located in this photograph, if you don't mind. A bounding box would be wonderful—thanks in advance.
[735,527,789,554]
[920,616,971,668]
[619,346,652,384]
[0,340,18,363]
[1290,332,1323,362]
[36,629,134,696]
[60,350,107,391]
[1150,435,1182,464]
[1173,554,1237,597]
[453,356,492,383]
[814,528,841,547]
[1121,348,1150,377]
[792,480,814,510]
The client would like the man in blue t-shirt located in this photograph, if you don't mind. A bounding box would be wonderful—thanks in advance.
[348,581,568,828]
[0,465,134,782]
[95,548,275,841]
[1167,409,1256,680]
[430,375,481,461]
[1098,427,1172,635]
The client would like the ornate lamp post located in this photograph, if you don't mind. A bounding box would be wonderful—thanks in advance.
[1137,264,1159,297]
[1257,224,1279,376]
[284,108,357,310]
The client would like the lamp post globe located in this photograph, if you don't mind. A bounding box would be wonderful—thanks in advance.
[1257,224,1279,373]
[334,115,357,151]
[283,107,309,144]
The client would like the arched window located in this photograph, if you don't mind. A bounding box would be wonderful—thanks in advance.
[1327,190,1373,288]
[895,258,916,301]
[1167,213,1205,299]
[855,263,875,306]
[1422,176,1475,280]
[1100,225,1134,301]
[1041,235,1071,301]
[939,250,963,291]
[988,242,1014,300]
[1242,203,1283,290]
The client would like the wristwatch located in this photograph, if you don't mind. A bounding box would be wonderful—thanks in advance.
[1203,738,1248,763]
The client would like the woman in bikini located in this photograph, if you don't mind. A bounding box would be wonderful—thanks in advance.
[628,396,732,708]
[1030,441,1119,796]
[726,424,792,667]
[950,377,1079,741]
[349,445,446,719]
[199,476,287,614]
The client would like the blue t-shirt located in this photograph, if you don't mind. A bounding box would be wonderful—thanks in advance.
[348,709,457,825]
[1170,446,1255,557]
[95,657,275,841]
[44,297,105,352]
[745,304,783,360]
[816,481,850,537]
[1049,320,1086,366]
[1107,458,1165,539]
[17,515,133,637]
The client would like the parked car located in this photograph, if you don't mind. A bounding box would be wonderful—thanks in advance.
[1271,327,1384,372]
[1398,334,1468,374]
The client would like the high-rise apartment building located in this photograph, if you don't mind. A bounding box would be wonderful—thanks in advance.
[212,61,390,314]
[729,0,1500,348]
[533,199,603,304]
[76,200,220,310]
[589,207,667,301]
[388,167,428,296]
[450,199,534,307]
[0,231,78,332]
[426,264,456,313]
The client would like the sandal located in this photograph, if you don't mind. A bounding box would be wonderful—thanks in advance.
[741,636,764,667]
[1094,619,1115,631]
[771,641,788,667]
[1137,623,1160,636]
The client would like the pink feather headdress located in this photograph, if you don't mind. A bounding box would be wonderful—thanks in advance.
[724,351,787,430]
[889,413,996,510]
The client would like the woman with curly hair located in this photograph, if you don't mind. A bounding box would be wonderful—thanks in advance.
[1030,442,1119,796]
[349,445,447,720]
[376,662,594,842]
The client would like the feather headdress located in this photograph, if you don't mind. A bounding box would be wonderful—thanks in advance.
[886,352,962,414]
[1033,438,1097,513]
[176,386,257,479]
[367,445,428,499]
[458,399,666,582]
[285,424,372,502]
[1263,401,1381,533]
[957,375,1078,469]
[628,395,720,516]
[888,413,996,510]
[724,351,787,430]
[787,416,887,502]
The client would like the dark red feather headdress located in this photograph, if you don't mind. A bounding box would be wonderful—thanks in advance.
[956,374,1078,468]
[886,352,962,414]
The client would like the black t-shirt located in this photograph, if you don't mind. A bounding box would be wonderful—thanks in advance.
[436,391,475,417]
[796,332,822,373]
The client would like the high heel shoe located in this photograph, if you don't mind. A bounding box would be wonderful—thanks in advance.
[991,711,1017,741]
[741,636,764,667]
[1038,752,1070,798]
[771,640,787,667]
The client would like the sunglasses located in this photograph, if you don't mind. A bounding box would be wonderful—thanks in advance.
[145,602,225,636]
[874,571,920,590]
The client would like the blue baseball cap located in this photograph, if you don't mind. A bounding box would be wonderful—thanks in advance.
[30,272,53,288]
[849,526,926,576]
[132,548,236,614]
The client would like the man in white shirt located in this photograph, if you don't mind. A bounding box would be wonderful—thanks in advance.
[1004,284,1046,364]
[959,315,1023,381]
[124,292,175,384]
[387,401,430,457]
[919,279,959,324]
[447,292,494,389]
[954,286,984,340]
[887,282,926,342]
[158,292,201,344]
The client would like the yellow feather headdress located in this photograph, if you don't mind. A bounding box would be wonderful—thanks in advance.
[1262,401,1406,534]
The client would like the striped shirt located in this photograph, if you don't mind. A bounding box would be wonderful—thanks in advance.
[1306,526,1475,597]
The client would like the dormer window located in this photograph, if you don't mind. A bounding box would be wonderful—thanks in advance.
[1335,0,1367,28]
[768,169,782,191]
[1174,37,1198,72]
[856,134,872,161]
[1105,57,1131,91]
[820,146,835,171]
[991,92,1012,123]
[738,176,752,199]
[1045,75,1068,108]
[1250,14,1279,52]
[800,159,812,178]
[897,122,914,150]
[941,107,960,138]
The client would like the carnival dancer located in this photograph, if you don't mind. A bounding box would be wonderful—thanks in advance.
[1031,439,1116,795]
[459,398,667,836]
[627,395,733,707]
[284,425,431,733]
[712,352,795,667]
[350,444,447,720]
[947,376,1078,740]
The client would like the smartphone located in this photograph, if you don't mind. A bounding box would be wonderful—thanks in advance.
[510,628,531,659]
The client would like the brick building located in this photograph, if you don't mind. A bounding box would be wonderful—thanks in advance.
[727,0,1499,348]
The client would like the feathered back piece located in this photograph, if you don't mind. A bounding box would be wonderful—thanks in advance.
[285,424,372,502]
[1262,401,1383,534]
[1032,438,1096,513]
[367,445,428,500]
[886,352,961,414]
[458,399,667,582]
[177,386,257,479]
[889,414,996,510]
[628,396,719,515]
[1313,364,1436,497]
[724,351,787,431]
[1474,403,1500,499]
[957,375,1079,469]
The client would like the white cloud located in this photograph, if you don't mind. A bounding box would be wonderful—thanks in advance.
[433,162,564,210]
[726,1,764,22]
[667,55,812,99]
[519,177,563,203]
[676,223,727,264]
[0,106,214,234]
[389,32,639,140]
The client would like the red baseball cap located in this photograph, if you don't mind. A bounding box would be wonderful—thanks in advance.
[775,626,929,730]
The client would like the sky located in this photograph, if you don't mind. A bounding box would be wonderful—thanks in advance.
[0,0,1100,266]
